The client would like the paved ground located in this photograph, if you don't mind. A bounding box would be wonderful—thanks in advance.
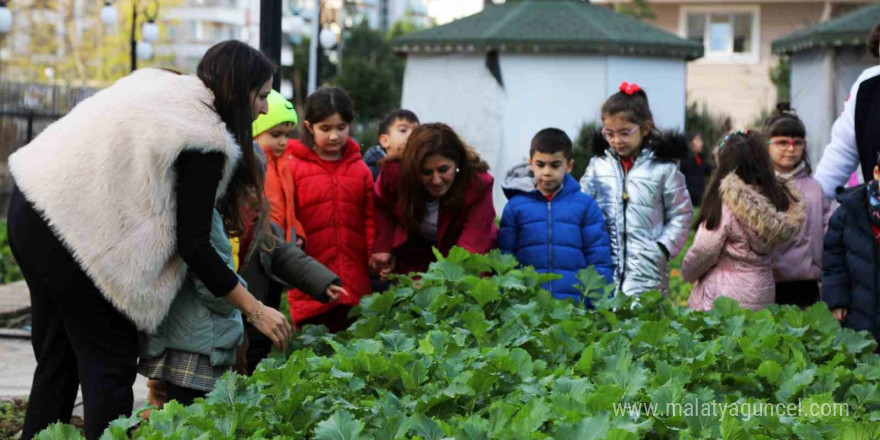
[0,281,149,433]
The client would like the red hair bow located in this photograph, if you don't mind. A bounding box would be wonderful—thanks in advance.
[619,82,641,95]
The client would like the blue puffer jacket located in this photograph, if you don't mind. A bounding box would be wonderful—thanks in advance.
[499,164,613,302]
[822,184,880,342]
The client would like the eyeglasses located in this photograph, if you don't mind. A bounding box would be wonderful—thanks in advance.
[601,126,640,141]
[767,138,806,150]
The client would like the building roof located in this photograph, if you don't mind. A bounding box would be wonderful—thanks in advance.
[393,0,703,60]
[772,3,880,55]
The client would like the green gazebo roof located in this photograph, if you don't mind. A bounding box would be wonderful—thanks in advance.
[393,0,703,60]
[772,3,880,55]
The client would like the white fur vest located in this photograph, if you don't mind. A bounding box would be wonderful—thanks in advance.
[9,68,241,332]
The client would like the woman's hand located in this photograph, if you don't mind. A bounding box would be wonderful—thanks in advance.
[251,305,291,350]
[831,308,848,323]
[224,283,292,350]
[325,285,349,302]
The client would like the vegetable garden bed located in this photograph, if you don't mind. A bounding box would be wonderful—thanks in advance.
[37,248,880,439]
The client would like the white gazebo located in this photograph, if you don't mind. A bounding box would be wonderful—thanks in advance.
[773,3,880,171]
[393,0,703,213]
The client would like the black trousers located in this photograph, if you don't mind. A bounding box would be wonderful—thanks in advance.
[297,305,355,334]
[775,280,821,308]
[163,382,206,406]
[8,187,139,440]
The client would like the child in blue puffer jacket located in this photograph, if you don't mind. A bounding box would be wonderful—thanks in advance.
[499,128,614,304]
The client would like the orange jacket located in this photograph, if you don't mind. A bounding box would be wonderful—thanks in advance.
[263,142,305,243]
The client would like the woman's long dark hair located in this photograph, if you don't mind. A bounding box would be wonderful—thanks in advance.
[197,40,275,236]
[398,123,490,232]
[698,131,794,230]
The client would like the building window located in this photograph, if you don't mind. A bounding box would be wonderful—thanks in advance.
[681,6,759,64]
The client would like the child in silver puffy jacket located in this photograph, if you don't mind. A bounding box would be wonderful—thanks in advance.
[580,82,693,296]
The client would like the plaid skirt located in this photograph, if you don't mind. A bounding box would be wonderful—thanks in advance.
[138,349,230,392]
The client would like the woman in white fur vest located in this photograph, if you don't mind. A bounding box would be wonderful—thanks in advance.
[6,41,292,439]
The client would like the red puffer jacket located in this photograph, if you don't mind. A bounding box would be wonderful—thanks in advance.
[286,138,374,322]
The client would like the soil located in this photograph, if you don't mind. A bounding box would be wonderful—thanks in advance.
[0,398,26,440]
[0,398,85,440]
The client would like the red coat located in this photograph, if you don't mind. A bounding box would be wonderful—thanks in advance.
[373,161,497,275]
[286,138,374,322]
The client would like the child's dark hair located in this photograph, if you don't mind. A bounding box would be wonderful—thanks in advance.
[530,128,573,160]
[763,102,811,174]
[601,85,654,128]
[378,109,420,137]
[301,87,355,148]
[698,131,795,231]
[868,20,880,59]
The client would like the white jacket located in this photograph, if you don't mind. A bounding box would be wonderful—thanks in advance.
[814,65,880,199]
[9,69,241,332]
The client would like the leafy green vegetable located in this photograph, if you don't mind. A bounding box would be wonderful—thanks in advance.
[41,248,879,439]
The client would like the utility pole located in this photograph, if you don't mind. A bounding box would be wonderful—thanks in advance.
[259,0,282,90]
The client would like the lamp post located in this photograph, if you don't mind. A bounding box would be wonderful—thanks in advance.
[259,0,282,90]
[101,0,158,72]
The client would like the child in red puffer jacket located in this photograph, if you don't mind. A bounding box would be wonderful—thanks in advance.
[286,87,374,332]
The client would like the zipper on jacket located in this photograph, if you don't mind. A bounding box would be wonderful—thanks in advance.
[547,199,553,296]
[619,162,630,293]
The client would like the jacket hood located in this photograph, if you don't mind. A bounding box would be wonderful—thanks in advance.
[289,137,362,164]
[721,173,805,249]
[589,129,689,162]
[502,161,578,200]
[363,144,386,166]
[836,183,869,211]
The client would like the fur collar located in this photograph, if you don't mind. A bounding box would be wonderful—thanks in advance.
[589,129,689,162]
[720,173,805,246]
[9,68,241,332]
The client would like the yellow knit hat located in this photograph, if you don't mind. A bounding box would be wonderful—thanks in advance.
[252,90,298,137]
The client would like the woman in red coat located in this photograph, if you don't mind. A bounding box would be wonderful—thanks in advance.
[286,87,374,332]
[371,123,498,278]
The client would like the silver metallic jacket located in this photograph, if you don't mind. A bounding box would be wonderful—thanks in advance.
[579,131,693,296]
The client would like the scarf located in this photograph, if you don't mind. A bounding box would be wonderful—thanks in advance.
[775,161,807,182]
[867,180,880,228]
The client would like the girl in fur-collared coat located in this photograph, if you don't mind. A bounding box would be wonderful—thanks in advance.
[684,131,805,311]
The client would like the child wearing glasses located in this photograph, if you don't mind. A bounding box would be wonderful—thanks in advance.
[579,82,693,297]
[683,131,804,311]
[764,103,831,307]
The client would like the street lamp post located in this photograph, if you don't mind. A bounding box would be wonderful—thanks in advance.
[102,0,158,72]
[259,0,282,90]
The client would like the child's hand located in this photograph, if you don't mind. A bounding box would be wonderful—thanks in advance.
[370,252,395,277]
[325,285,349,302]
[831,308,848,322]
[295,236,305,249]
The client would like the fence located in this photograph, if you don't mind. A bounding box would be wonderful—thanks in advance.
[0,82,99,215]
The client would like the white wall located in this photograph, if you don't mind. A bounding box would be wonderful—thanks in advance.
[498,54,608,209]
[606,56,687,131]
[401,52,689,216]
[400,53,504,175]
[791,49,835,168]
